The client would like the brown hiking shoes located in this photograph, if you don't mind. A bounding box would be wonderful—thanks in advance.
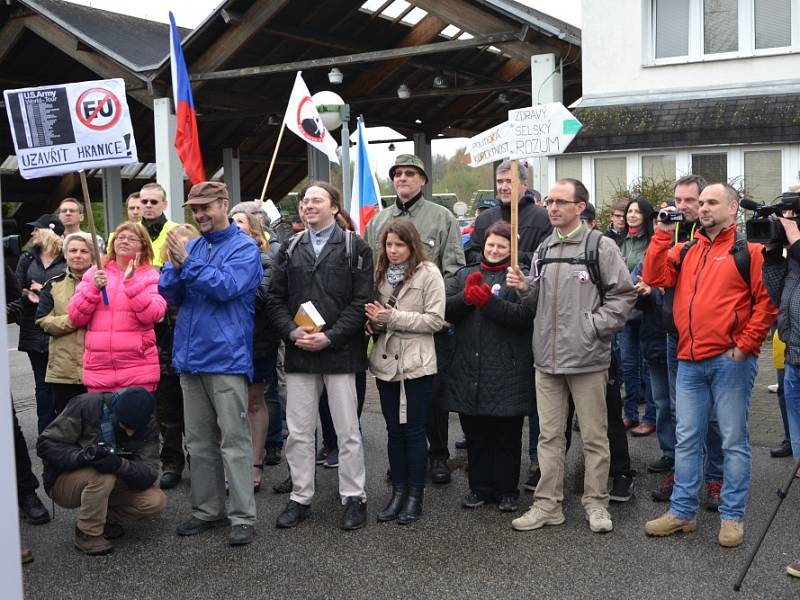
[644,512,697,537]
[75,526,114,556]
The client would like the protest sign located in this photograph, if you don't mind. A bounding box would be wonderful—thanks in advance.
[508,102,582,160]
[465,121,514,167]
[4,78,138,178]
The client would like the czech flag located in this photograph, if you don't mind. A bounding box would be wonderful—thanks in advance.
[351,116,381,235]
[169,12,205,184]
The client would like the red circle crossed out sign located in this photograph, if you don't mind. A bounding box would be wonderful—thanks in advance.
[76,88,122,131]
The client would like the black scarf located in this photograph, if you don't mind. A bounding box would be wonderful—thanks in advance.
[142,214,167,242]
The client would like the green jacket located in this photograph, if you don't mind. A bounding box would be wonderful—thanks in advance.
[35,269,85,385]
[619,231,650,272]
[364,196,465,280]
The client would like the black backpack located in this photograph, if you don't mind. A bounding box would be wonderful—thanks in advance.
[536,228,610,303]
[676,230,751,289]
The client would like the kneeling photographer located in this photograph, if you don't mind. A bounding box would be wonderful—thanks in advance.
[36,387,166,556]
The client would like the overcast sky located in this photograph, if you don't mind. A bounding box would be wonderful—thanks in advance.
[64,0,581,178]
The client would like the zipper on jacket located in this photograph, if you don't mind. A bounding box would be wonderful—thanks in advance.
[687,245,711,361]
[551,243,564,368]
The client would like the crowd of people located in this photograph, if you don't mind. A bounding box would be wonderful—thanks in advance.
[6,153,800,577]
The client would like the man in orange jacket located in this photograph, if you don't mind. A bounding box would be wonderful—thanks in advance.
[642,182,776,548]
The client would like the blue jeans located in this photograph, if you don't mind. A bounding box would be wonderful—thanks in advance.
[670,353,757,521]
[646,357,674,459]
[666,334,723,481]
[620,324,656,424]
[782,363,800,458]
[265,360,284,448]
[777,368,790,442]
[378,376,433,489]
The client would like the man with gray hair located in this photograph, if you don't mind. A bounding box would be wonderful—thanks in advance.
[466,159,550,265]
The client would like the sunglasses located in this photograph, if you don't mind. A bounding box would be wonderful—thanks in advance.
[140,199,162,206]
[393,169,420,178]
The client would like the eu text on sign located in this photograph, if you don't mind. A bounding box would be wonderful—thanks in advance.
[4,78,138,178]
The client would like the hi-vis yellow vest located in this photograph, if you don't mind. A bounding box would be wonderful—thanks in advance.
[151,220,179,268]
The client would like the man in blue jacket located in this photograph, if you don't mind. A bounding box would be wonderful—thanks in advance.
[159,181,262,547]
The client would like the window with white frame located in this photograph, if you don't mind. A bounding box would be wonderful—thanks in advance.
[555,156,582,182]
[691,152,728,183]
[651,0,796,62]
[642,155,677,182]
[744,149,782,203]
[594,157,627,210]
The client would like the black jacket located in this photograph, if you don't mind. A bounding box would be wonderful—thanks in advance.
[37,392,160,493]
[442,262,535,416]
[13,247,66,353]
[631,263,667,363]
[660,221,697,336]
[254,240,281,359]
[465,193,551,267]
[266,226,373,374]
[5,265,21,323]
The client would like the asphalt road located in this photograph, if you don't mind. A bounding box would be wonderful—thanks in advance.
[7,324,800,600]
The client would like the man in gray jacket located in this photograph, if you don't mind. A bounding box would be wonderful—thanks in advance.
[507,178,635,534]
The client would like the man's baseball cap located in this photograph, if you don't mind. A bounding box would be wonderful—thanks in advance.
[27,214,65,237]
[183,181,230,206]
[389,154,428,182]
[476,198,499,211]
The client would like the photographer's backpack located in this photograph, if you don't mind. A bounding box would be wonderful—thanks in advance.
[676,231,751,287]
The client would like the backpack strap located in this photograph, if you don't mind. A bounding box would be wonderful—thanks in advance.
[676,231,752,301]
[284,231,305,262]
[536,228,607,303]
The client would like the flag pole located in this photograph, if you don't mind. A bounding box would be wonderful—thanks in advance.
[78,170,108,305]
[259,122,286,203]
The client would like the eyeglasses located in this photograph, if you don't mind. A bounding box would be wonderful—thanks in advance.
[140,199,162,206]
[611,213,625,219]
[393,169,420,178]
[544,198,581,208]
[115,235,142,244]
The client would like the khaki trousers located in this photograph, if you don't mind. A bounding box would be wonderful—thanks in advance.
[286,373,366,505]
[50,468,166,536]
[534,369,610,514]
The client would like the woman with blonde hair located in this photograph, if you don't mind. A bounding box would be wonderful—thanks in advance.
[12,215,67,432]
[68,221,166,392]
[231,208,281,492]
[367,218,445,525]
[36,232,96,414]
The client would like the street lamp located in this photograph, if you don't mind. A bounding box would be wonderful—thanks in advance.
[312,90,352,213]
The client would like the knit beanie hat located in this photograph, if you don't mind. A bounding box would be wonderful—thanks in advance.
[112,387,155,432]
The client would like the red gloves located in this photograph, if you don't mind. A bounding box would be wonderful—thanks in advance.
[464,271,492,309]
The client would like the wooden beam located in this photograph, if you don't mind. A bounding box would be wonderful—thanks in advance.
[21,16,152,107]
[0,18,25,64]
[344,13,446,98]
[190,0,290,89]
[190,30,521,81]
[409,0,564,62]
[348,81,529,104]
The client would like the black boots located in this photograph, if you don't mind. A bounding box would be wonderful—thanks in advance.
[377,487,406,522]
[398,487,424,525]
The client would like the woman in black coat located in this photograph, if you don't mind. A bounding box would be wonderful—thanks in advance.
[443,221,534,512]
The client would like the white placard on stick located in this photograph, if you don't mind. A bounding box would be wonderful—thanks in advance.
[465,121,514,167]
[4,78,138,179]
[508,102,582,160]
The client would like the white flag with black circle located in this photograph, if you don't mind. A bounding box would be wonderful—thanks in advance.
[283,71,339,164]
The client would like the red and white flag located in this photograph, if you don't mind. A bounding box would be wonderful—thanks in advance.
[283,72,339,164]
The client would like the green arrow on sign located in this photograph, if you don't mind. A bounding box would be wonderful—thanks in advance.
[563,119,582,135]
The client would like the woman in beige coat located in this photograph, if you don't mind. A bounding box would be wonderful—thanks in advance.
[366,219,445,525]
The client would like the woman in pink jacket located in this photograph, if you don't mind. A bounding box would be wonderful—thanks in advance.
[68,222,166,392]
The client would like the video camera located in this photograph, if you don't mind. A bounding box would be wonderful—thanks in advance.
[742,193,800,245]
[657,210,685,224]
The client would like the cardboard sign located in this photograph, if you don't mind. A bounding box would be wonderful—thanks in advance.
[507,102,582,160]
[465,121,514,167]
[4,78,138,178]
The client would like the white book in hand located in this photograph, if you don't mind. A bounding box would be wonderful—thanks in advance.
[294,301,326,333]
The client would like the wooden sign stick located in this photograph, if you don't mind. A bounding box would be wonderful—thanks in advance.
[510,159,520,268]
[78,170,108,304]
[259,121,286,203]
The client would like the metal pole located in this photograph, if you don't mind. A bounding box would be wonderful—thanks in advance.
[340,103,351,216]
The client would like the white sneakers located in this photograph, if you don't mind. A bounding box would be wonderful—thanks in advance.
[512,505,613,533]
[586,507,613,533]
[511,506,565,531]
